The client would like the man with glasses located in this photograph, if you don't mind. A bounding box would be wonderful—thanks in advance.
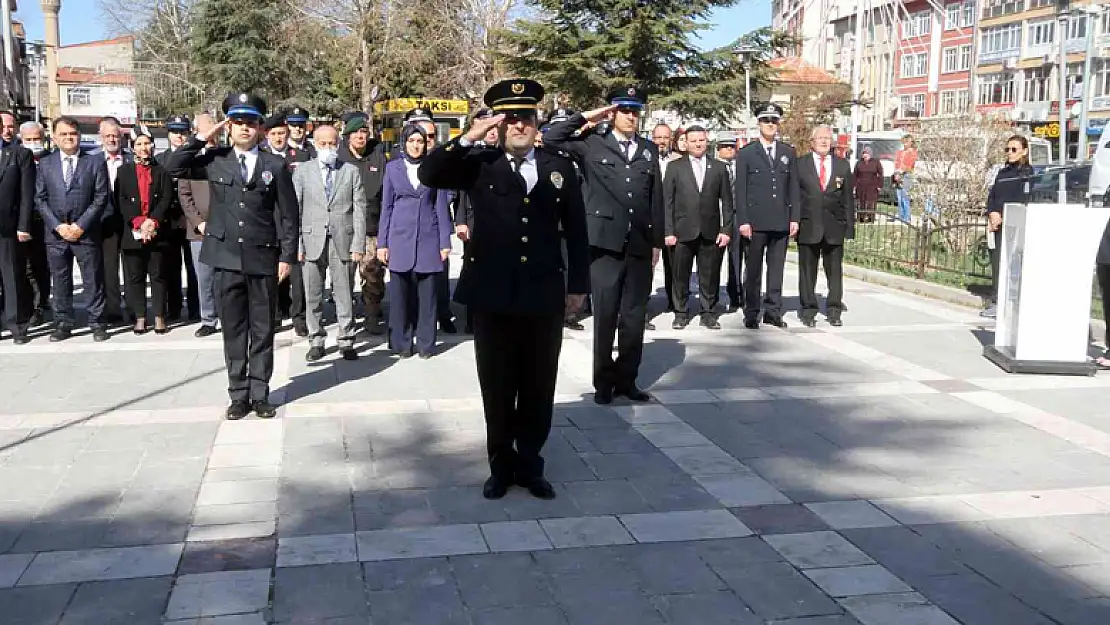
[545,86,664,405]
[285,105,316,158]
[733,103,800,329]
[419,79,589,500]
[164,93,298,420]
[97,116,128,325]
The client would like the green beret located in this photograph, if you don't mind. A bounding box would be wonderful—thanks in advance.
[343,117,368,135]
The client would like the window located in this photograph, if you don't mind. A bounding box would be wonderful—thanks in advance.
[900,52,928,78]
[1066,62,1084,99]
[942,44,972,72]
[979,24,1021,56]
[1023,67,1050,102]
[1065,15,1087,41]
[1028,20,1055,47]
[940,89,970,114]
[900,93,926,118]
[946,3,960,29]
[67,87,91,107]
[904,11,931,37]
[1029,0,1054,7]
[977,72,1014,105]
[961,1,975,27]
[982,0,1020,19]
[1100,10,1110,37]
[1094,58,1110,98]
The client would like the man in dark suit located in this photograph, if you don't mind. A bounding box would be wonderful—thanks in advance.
[716,136,743,312]
[262,114,310,336]
[0,116,36,343]
[663,125,733,329]
[158,114,200,322]
[96,116,129,325]
[178,112,221,338]
[35,116,112,341]
[164,93,298,420]
[545,86,664,405]
[797,126,854,327]
[419,79,589,501]
[733,103,800,329]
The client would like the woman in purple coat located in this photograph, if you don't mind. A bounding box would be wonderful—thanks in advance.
[377,125,453,358]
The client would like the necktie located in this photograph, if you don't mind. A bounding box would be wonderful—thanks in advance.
[619,140,631,162]
[767,146,775,165]
[512,156,527,191]
[694,158,703,191]
[819,156,827,191]
[64,157,74,188]
[239,154,248,182]
[325,165,334,200]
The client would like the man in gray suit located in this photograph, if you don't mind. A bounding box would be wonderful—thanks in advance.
[293,124,367,361]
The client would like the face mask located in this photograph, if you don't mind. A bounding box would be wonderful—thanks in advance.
[24,142,44,156]
[317,147,338,166]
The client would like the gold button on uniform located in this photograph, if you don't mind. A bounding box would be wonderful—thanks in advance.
[523,198,530,204]
[521,217,529,223]
[520,256,528,263]
[521,236,528,243]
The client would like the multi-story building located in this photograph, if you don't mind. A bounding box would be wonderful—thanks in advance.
[827,2,899,132]
[891,0,977,123]
[52,36,137,132]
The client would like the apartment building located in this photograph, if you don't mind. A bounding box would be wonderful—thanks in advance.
[827,2,899,132]
[891,0,977,122]
[53,36,137,130]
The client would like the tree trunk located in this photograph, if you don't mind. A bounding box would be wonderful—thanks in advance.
[360,35,372,110]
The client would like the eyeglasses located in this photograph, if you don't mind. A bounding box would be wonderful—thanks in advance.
[616,106,641,115]
[758,118,779,125]
[1004,147,1022,153]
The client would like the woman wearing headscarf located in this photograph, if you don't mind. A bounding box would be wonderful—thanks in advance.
[853,146,883,223]
[981,134,1034,319]
[117,127,174,334]
[377,124,452,358]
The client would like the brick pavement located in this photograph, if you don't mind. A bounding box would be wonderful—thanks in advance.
[2,263,1110,624]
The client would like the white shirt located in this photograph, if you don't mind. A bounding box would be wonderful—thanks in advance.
[404,159,422,191]
[813,152,831,187]
[103,151,124,190]
[689,155,707,191]
[233,146,260,181]
[505,149,538,193]
[759,138,776,162]
[611,130,637,161]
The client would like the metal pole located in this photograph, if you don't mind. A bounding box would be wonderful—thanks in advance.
[33,53,39,122]
[744,64,751,141]
[849,0,865,162]
[1057,12,1068,202]
[1077,7,1097,161]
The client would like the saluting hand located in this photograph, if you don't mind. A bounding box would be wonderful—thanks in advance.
[581,104,618,124]
[200,118,231,144]
[464,114,505,143]
[277,262,291,283]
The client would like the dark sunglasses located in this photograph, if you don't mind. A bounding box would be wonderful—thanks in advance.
[504,112,537,125]
[758,117,779,125]
[616,106,642,115]
[1004,147,1023,153]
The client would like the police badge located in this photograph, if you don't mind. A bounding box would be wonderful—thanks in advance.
[261,170,273,186]
[835,176,843,189]
[644,151,652,162]
[780,155,789,165]
[550,171,564,189]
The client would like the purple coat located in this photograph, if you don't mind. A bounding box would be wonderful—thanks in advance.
[380,158,452,273]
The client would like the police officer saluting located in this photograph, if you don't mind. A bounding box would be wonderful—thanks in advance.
[733,103,800,329]
[544,87,664,405]
[419,79,589,500]
[164,93,298,420]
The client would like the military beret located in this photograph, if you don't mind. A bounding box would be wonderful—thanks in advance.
[222,92,267,120]
[165,115,190,132]
[608,86,646,109]
[484,79,544,113]
[340,111,369,125]
[343,116,368,135]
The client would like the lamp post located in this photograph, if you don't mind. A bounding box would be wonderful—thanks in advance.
[1056,0,1070,202]
[734,45,758,141]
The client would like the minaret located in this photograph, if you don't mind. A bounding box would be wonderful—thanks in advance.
[40,0,60,119]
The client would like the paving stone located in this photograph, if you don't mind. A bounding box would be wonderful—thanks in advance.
[766,616,863,625]
[100,518,190,547]
[659,445,750,475]
[58,576,173,625]
[499,489,584,521]
[276,533,358,567]
[580,451,684,480]
[367,585,470,625]
[651,591,761,624]
[480,520,554,552]
[535,548,640,597]
[165,569,272,620]
[214,420,283,446]
[694,474,792,507]
[470,606,569,625]
[357,524,488,561]
[559,589,667,625]
[203,466,282,483]
[627,475,722,511]
[765,532,876,569]
[692,537,785,568]
[166,614,267,625]
[361,557,455,591]
[611,404,681,424]
[805,501,899,530]
[18,543,184,586]
[578,427,656,454]
[424,486,511,525]
[0,553,34,588]
[178,538,277,574]
[732,504,832,535]
[913,573,1058,625]
[565,407,627,429]
[562,480,653,515]
[277,508,355,537]
[9,520,112,554]
[187,521,276,543]
[540,516,635,548]
[712,560,843,620]
[273,562,369,621]
[839,592,959,625]
[619,509,752,543]
[452,552,554,608]
[633,422,714,448]
[207,444,282,469]
[838,527,969,585]
[0,584,76,625]
[352,490,438,530]
[196,480,279,506]
[803,564,913,597]
[618,543,727,594]
[193,502,277,527]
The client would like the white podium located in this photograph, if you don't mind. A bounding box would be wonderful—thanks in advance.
[984,202,1110,375]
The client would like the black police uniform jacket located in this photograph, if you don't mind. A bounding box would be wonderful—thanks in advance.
[543,115,664,256]
[733,140,801,232]
[418,140,590,316]
[164,137,298,276]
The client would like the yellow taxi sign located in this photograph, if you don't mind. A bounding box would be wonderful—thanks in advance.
[373,98,469,115]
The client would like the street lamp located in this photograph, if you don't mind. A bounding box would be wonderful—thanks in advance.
[734,45,758,140]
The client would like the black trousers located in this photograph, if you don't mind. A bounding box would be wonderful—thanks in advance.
[672,237,723,318]
[989,230,1001,304]
[165,228,199,318]
[47,241,106,327]
[1099,264,1110,348]
[101,226,124,320]
[743,230,788,322]
[387,270,438,355]
[23,227,51,316]
[660,246,675,311]
[472,310,563,480]
[122,247,166,319]
[0,237,29,331]
[215,269,277,403]
[277,262,305,323]
[723,236,744,308]
[798,239,844,321]
[591,247,652,391]
[435,256,453,323]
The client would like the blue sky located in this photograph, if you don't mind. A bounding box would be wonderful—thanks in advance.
[16,0,770,48]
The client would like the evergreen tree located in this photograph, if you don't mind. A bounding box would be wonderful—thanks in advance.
[190,0,286,100]
[504,1,795,123]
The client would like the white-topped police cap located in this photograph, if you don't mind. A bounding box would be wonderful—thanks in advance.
[548,107,576,124]
[165,114,191,132]
[404,107,433,123]
[285,105,309,124]
[222,92,267,120]
[754,102,784,120]
[717,136,738,148]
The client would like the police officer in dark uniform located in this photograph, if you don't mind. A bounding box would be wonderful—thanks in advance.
[733,103,800,329]
[164,93,298,420]
[716,136,743,312]
[544,87,664,405]
[419,79,589,500]
[261,113,310,336]
[159,114,201,322]
[543,107,590,332]
[284,105,316,158]
[451,107,498,334]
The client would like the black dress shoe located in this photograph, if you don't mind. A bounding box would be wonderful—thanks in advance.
[672,316,688,330]
[133,324,148,335]
[727,304,741,313]
[440,319,458,334]
[418,352,433,360]
[194,325,218,338]
[341,348,358,361]
[49,325,72,342]
[28,310,44,327]
[828,318,843,327]
[252,401,278,419]
[762,315,787,328]
[226,401,251,420]
[92,327,110,342]
[701,316,721,330]
[365,320,384,335]
[154,327,169,335]
[801,318,817,328]
[743,318,759,330]
[616,386,652,402]
[293,321,309,337]
[306,346,326,362]
[12,331,29,345]
[645,320,656,331]
[515,475,556,500]
[563,320,585,331]
[594,386,614,405]
[482,475,511,499]
[396,350,413,359]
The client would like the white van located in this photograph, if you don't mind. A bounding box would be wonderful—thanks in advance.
[1090,123,1110,201]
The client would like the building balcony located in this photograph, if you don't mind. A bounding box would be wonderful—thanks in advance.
[978,48,1020,64]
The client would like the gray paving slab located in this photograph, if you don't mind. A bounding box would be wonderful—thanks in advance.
[58,576,173,625]
[765,532,876,569]
[18,543,184,586]
[356,524,488,561]
[0,584,76,625]
[164,569,272,620]
[273,562,369,621]
[539,516,635,548]
[452,552,555,608]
